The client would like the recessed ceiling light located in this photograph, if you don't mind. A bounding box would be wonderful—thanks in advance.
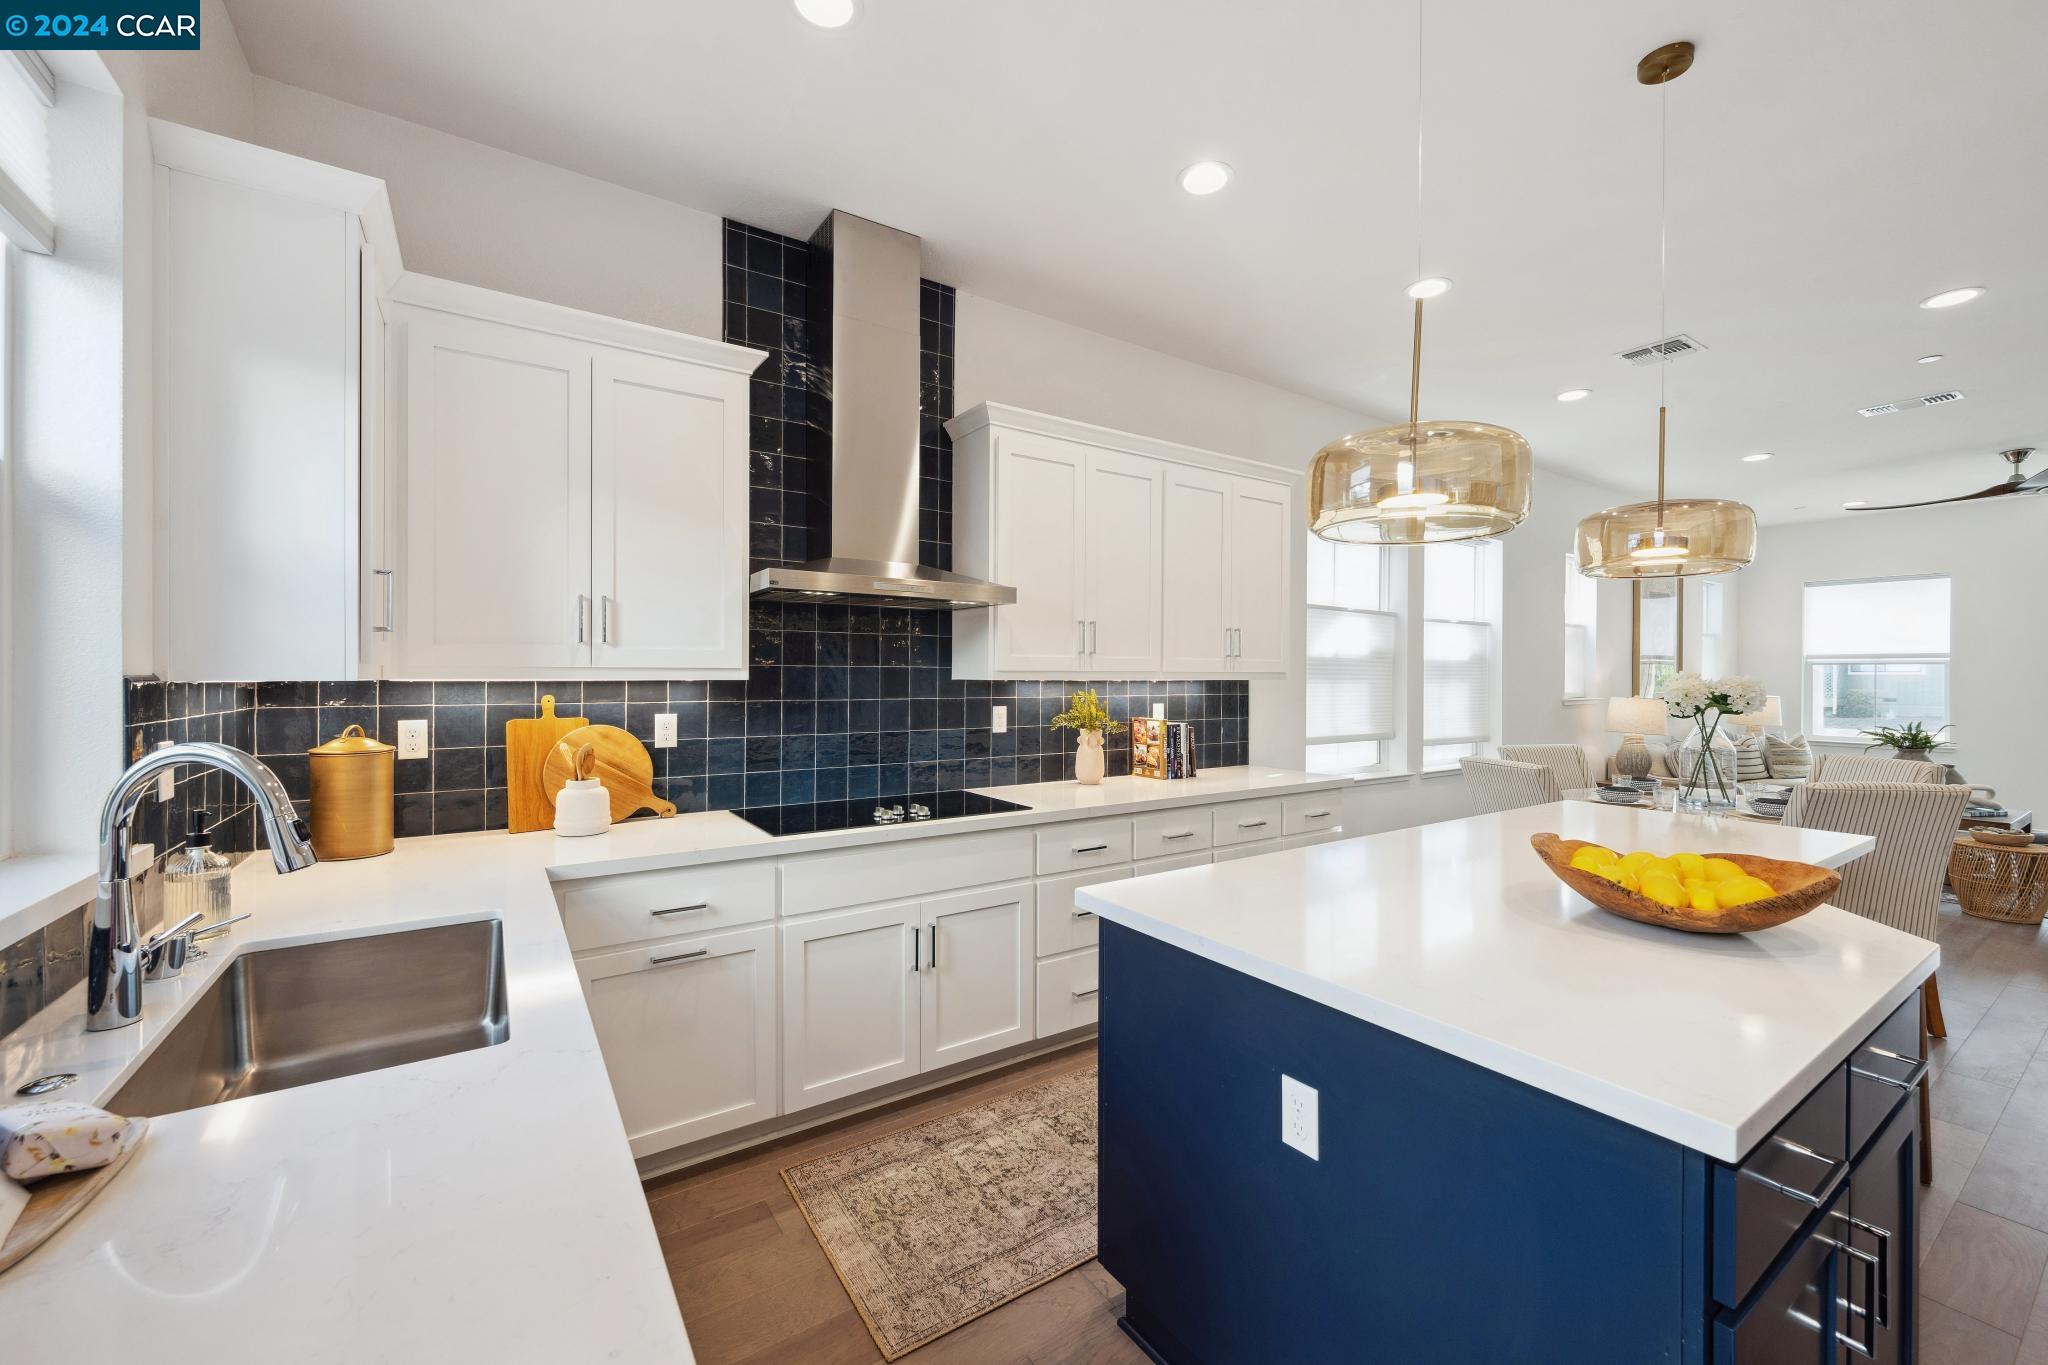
[1742,452,1772,463]
[793,0,858,27]
[1919,286,1984,310]
[1178,161,1232,195]
[1917,354,1944,364]
[1405,276,1453,300]
[1555,388,1592,403]
[1842,499,1868,508]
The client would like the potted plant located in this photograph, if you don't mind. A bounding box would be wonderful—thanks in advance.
[1660,672,1767,811]
[1859,721,1951,761]
[1050,688,1125,786]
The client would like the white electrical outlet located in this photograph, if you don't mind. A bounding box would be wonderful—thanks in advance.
[991,705,1007,734]
[396,719,429,760]
[1152,702,1167,719]
[1281,1075,1319,1160]
[653,713,678,748]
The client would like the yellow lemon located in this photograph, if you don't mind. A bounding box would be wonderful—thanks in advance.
[1570,845,1620,873]
[1700,857,1745,883]
[1593,864,1640,893]
[1639,873,1687,909]
[1689,885,1721,913]
[1619,850,1661,877]
[1672,852,1706,880]
[1715,875,1777,909]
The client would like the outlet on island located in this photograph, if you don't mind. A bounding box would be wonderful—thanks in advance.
[1282,1074,1319,1160]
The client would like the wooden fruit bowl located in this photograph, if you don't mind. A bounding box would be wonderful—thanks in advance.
[1530,834,1841,935]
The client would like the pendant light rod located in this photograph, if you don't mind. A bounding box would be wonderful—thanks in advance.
[1409,299,1423,444]
[1656,404,1668,526]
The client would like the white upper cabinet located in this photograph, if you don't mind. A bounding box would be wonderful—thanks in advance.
[949,404,1295,681]
[151,122,402,681]
[383,276,766,678]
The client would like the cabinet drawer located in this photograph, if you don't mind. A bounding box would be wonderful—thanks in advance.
[1849,988,1926,1158]
[1036,949,1100,1036]
[1712,1063,1850,1310]
[1710,1187,1844,1365]
[1037,867,1130,957]
[1132,808,1211,860]
[782,829,1034,916]
[1213,799,1283,847]
[1036,818,1134,874]
[557,859,776,953]
[1283,793,1343,837]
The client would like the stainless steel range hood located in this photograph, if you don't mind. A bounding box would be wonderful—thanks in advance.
[748,211,1016,610]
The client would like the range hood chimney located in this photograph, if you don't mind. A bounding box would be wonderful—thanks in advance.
[748,211,1016,610]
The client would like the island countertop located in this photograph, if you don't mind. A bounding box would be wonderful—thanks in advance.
[1077,800,1936,1161]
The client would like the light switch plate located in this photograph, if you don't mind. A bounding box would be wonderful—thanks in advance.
[653,713,677,748]
[991,705,1007,734]
[1281,1075,1319,1160]
[1152,702,1167,719]
[396,719,429,760]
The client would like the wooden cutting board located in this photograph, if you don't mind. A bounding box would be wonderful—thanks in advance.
[506,695,587,833]
[0,1118,148,1274]
[541,724,676,823]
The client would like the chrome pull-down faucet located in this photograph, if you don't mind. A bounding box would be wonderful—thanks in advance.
[88,743,317,1031]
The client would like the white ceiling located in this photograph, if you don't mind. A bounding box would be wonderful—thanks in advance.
[224,0,2048,524]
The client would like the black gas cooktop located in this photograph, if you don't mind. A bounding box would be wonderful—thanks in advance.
[734,791,1030,837]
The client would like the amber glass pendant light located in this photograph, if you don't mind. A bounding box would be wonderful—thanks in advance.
[1575,42,1757,579]
[1308,1,1531,546]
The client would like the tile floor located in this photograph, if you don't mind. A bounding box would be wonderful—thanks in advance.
[1920,896,2048,1364]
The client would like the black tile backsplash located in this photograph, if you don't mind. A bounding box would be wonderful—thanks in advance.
[123,678,260,856]
[113,218,1247,839]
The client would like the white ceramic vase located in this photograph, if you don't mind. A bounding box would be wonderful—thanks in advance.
[1075,731,1106,786]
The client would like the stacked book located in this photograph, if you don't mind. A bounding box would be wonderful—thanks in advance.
[1130,718,1198,781]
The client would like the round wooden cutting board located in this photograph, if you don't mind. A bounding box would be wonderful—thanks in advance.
[540,725,676,824]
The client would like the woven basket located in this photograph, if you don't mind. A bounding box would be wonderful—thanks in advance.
[1950,838,2048,925]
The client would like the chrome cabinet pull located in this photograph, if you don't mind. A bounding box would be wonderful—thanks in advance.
[651,902,708,918]
[1087,619,1097,655]
[1073,842,1110,854]
[1851,1044,1930,1092]
[1071,909,1095,919]
[911,925,921,973]
[1740,1135,1848,1209]
[1831,1209,1894,1330]
[1163,830,1195,841]
[1076,619,1086,653]
[1072,986,1099,1000]
[928,921,938,970]
[601,595,613,644]
[1237,819,1268,830]
[576,594,588,645]
[1827,1234,1880,1360]
[650,948,708,966]
[1304,809,1332,819]
[374,568,395,632]
[1223,626,1233,657]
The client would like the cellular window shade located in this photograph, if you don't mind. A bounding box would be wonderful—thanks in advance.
[1424,619,1492,744]
[1804,578,1950,657]
[1307,606,1396,741]
[0,52,54,253]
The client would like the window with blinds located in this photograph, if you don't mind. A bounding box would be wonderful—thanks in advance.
[1563,554,1598,700]
[1803,576,1949,738]
[1306,537,1396,775]
[0,53,54,253]
[1422,541,1500,770]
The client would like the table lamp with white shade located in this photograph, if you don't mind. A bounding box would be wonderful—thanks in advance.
[1740,695,1784,735]
[1606,696,1671,781]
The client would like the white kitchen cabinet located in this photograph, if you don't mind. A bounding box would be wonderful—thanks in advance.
[781,900,923,1112]
[920,882,1035,1069]
[1035,949,1101,1037]
[384,275,765,678]
[152,122,401,681]
[1228,477,1293,674]
[950,404,1295,681]
[577,924,777,1156]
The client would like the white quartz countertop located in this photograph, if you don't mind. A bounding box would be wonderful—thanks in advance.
[1077,801,1937,1162]
[0,766,1333,1360]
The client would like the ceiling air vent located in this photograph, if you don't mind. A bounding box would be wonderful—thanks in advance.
[1617,333,1707,366]
[1857,390,1966,418]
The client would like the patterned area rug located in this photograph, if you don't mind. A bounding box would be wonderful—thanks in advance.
[781,1065,1099,1360]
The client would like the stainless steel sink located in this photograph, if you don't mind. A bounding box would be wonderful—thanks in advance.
[106,919,510,1117]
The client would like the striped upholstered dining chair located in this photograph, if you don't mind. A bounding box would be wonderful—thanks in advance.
[1810,753,1949,784]
[1499,744,1595,798]
[1781,780,1971,1183]
[1460,756,1556,815]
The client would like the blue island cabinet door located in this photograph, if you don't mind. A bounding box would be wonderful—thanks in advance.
[1712,1194,1841,1363]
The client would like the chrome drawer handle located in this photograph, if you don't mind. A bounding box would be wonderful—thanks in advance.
[1826,1233,1881,1360]
[1071,909,1095,919]
[1831,1209,1893,1336]
[651,902,709,917]
[1304,810,1332,819]
[1072,986,1099,1000]
[650,948,708,966]
[373,568,395,632]
[1237,819,1268,829]
[1850,1044,1930,1092]
[1162,831,1195,841]
[1740,1135,1848,1209]
[1074,843,1110,854]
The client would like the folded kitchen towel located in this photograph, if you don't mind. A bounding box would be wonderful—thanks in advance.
[0,1101,140,1183]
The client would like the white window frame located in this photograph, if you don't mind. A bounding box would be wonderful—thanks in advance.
[1421,540,1502,772]
[1562,552,1599,702]
[1801,575,1951,741]
[1305,540,1399,777]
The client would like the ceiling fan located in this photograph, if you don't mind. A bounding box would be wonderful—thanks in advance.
[1848,447,2045,511]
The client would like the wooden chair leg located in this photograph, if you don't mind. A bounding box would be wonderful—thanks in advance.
[1924,972,1947,1040]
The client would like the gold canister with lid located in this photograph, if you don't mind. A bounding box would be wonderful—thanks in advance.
[307,724,394,859]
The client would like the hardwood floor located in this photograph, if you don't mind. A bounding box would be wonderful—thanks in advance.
[1918,895,2048,1364]
[649,893,2048,1363]
[646,1042,1146,1365]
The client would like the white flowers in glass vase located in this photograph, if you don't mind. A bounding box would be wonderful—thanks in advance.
[1659,672,1765,809]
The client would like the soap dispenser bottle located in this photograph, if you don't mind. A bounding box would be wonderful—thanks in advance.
[164,810,233,924]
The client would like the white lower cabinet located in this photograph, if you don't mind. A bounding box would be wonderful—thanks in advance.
[921,884,1035,1070]
[780,900,923,1112]
[1036,949,1101,1037]
[577,924,777,1157]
